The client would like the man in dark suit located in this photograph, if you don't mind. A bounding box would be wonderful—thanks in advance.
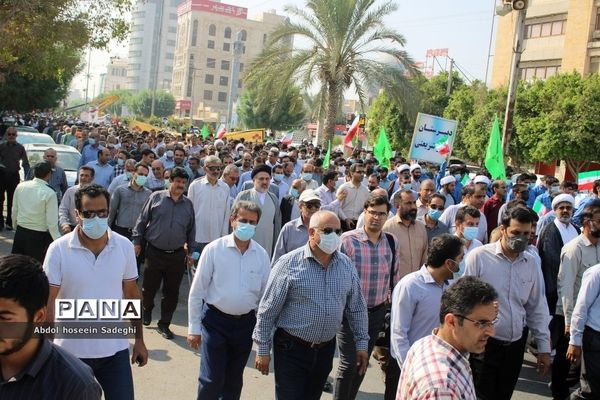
[280,179,306,226]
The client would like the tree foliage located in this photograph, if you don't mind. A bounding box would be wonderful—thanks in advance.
[244,0,419,144]
[237,84,305,131]
[94,89,133,116]
[127,90,176,118]
[366,91,412,155]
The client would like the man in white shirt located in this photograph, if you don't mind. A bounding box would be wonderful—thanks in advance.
[300,162,319,190]
[188,155,231,253]
[187,200,270,400]
[439,185,488,243]
[337,162,370,231]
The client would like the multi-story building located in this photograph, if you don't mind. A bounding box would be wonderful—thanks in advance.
[171,0,288,122]
[100,58,128,94]
[127,0,182,93]
[492,0,600,88]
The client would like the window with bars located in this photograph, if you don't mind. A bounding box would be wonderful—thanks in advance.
[218,92,227,102]
[525,20,565,39]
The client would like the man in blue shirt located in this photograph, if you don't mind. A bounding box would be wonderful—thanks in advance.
[573,179,600,227]
[86,148,114,188]
[78,131,101,167]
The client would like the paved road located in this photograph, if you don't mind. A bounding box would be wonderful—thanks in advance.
[0,229,553,399]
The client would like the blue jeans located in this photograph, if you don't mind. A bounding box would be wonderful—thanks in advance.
[80,348,133,400]
[198,303,256,400]
[273,329,336,400]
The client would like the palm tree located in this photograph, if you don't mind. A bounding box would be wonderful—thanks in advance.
[245,0,419,144]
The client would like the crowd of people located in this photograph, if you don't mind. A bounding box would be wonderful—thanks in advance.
[0,117,600,400]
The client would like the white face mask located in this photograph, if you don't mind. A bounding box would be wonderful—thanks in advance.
[317,232,341,254]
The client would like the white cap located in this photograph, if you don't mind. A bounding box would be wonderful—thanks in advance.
[410,163,421,173]
[299,189,321,203]
[552,193,575,209]
[473,175,491,186]
[441,175,455,186]
[214,139,224,147]
[235,143,245,150]
[397,164,410,173]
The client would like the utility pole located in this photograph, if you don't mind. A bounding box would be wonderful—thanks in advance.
[226,31,244,130]
[484,0,497,86]
[84,48,92,104]
[501,7,527,155]
[446,58,454,95]
[150,0,165,117]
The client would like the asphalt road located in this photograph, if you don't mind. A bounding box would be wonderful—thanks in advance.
[0,228,553,399]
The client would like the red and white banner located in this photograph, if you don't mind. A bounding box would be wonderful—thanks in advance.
[216,124,227,139]
[343,115,360,148]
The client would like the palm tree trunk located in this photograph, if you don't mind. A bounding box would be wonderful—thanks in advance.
[322,81,340,145]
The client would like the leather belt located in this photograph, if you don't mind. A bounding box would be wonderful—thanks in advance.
[148,243,183,254]
[207,304,254,320]
[368,302,386,313]
[277,328,334,349]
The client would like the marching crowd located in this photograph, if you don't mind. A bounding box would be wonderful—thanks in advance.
[0,117,599,400]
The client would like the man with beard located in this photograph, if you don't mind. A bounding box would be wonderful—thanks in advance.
[383,189,428,279]
[482,180,507,236]
[497,183,529,226]
[409,164,422,192]
[416,179,435,219]
[0,254,101,399]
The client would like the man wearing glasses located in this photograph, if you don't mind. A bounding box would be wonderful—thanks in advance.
[464,207,551,400]
[417,193,449,244]
[253,210,368,400]
[188,155,231,254]
[0,126,29,231]
[398,276,498,399]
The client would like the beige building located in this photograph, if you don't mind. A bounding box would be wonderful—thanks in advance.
[171,0,288,122]
[100,58,128,94]
[492,0,600,88]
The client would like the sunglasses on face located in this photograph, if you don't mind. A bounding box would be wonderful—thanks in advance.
[319,227,342,235]
[80,209,109,219]
[302,202,321,210]
[206,166,222,172]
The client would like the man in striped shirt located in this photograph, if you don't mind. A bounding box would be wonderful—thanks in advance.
[253,210,369,400]
[398,276,498,400]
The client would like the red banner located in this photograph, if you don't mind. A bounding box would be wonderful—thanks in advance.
[178,0,248,19]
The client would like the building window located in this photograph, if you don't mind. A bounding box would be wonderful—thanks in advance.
[221,60,230,70]
[238,80,243,89]
[165,53,174,60]
[168,26,177,33]
[224,27,232,39]
[208,40,215,49]
[223,42,231,52]
[132,11,145,18]
[204,90,213,100]
[131,24,144,32]
[167,39,176,46]
[240,30,247,41]
[169,13,177,20]
[520,65,561,81]
[239,63,244,73]
[129,50,142,58]
[205,74,214,84]
[596,9,600,30]
[129,63,141,70]
[207,58,216,68]
[191,20,198,47]
[263,34,267,44]
[164,66,173,73]
[218,92,227,102]
[209,24,216,36]
[186,73,193,97]
[590,57,600,74]
[130,37,143,45]
[220,76,228,86]
[525,20,564,39]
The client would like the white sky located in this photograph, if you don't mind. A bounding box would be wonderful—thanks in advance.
[72,0,499,97]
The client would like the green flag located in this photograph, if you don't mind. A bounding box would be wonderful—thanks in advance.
[323,141,331,169]
[484,116,506,180]
[373,126,393,169]
[200,125,210,139]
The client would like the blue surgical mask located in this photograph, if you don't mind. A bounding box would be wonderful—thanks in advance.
[302,173,313,181]
[125,171,133,180]
[234,222,256,241]
[117,158,124,166]
[528,183,535,190]
[164,179,170,189]
[88,138,96,145]
[317,232,341,255]
[428,208,443,221]
[135,175,147,186]
[403,183,412,191]
[81,217,108,239]
[454,174,461,181]
[453,259,466,280]
[550,185,560,193]
[290,188,299,199]
[273,173,284,182]
[463,226,479,241]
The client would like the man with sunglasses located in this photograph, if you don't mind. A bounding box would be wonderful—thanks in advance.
[253,210,368,400]
[188,155,231,254]
[398,276,498,399]
[417,193,449,244]
[0,126,29,231]
[464,207,552,400]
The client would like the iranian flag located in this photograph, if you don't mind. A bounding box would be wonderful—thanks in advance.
[532,198,549,216]
[577,170,600,192]
[216,124,227,139]
[343,115,360,148]
[280,131,294,145]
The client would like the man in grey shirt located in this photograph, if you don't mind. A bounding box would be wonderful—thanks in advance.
[272,189,321,264]
[59,166,94,234]
[133,167,196,340]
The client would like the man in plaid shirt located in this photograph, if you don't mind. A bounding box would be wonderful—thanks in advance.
[398,276,498,400]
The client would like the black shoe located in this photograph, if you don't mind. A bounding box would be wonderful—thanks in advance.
[142,313,151,326]
[5,225,12,231]
[157,325,174,340]
[323,381,333,393]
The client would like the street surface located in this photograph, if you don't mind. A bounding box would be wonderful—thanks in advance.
[0,229,551,399]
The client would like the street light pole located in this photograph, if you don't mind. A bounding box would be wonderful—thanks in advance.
[150,0,165,117]
[501,7,527,155]
[226,32,244,130]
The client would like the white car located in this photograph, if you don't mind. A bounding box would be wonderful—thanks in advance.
[20,143,81,187]
[16,131,55,145]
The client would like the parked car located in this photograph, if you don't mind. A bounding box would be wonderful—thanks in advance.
[16,132,55,145]
[20,143,81,186]
[16,126,39,134]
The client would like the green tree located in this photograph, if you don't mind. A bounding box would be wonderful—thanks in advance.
[366,90,412,156]
[129,90,176,118]
[245,0,419,144]
[237,85,305,131]
[93,89,133,116]
[419,72,465,116]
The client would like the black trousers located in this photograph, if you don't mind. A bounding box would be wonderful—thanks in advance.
[141,244,186,327]
[0,170,19,226]
[470,328,528,400]
[384,357,401,400]
[112,225,144,273]
[572,326,600,399]
[552,315,580,399]
[12,226,52,263]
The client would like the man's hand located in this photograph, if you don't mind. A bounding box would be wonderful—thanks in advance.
[187,334,201,350]
[356,350,369,375]
[536,352,551,377]
[134,245,142,257]
[255,355,270,376]
[131,340,148,367]
[60,224,71,234]
[566,344,581,364]
[565,324,571,336]
[345,219,355,229]
[186,255,196,268]
[337,189,348,202]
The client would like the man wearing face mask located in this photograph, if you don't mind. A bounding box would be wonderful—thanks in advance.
[253,210,369,400]
[187,201,270,400]
[464,207,552,400]
[45,184,148,399]
[133,167,196,339]
[533,176,562,213]
[439,186,488,243]
[270,164,289,203]
[108,159,136,193]
[454,207,483,279]
[552,200,600,399]
[113,150,129,177]
[78,131,101,167]
[60,166,95,234]
[161,149,175,169]
[280,179,306,226]
[390,234,464,398]
[301,162,319,190]
[417,193,449,243]
[439,175,456,208]
[367,174,380,192]
[383,189,428,279]
[315,171,346,214]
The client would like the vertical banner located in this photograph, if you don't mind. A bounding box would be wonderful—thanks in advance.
[408,113,458,164]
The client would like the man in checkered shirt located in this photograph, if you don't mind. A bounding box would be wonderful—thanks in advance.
[397,276,498,400]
